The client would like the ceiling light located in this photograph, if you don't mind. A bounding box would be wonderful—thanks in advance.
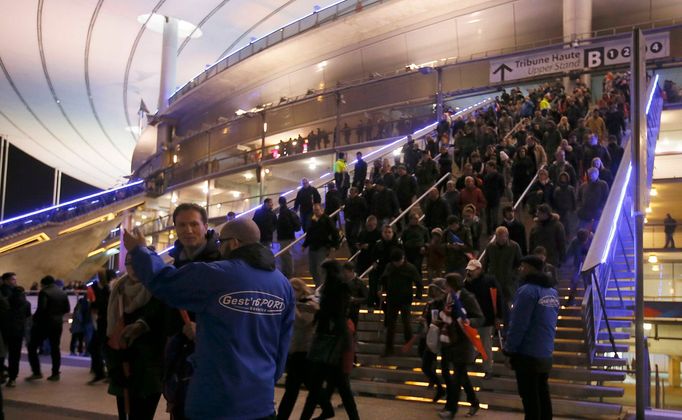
[202,181,209,194]
[650,188,658,196]
[648,255,658,264]
[643,323,652,331]
[231,191,241,198]
[264,168,271,174]
[235,109,247,116]
[171,192,178,204]
[137,14,202,38]
[141,214,147,220]
[172,154,178,164]
[216,203,222,209]
[645,207,652,214]
[244,172,254,180]
[135,221,141,227]
[392,149,401,156]
[652,265,659,272]
[467,19,481,24]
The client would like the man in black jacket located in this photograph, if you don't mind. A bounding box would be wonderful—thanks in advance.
[163,203,221,419]
[380,249,420,357]
[464,260,503,378]
[26,276,70,381]
[294,178,321,232]
[0,273,30,387]
[482,161,506,235]
[276,196,300,278]
[253,198,277,246]
[394,164,418,211]
[370,180,400,226]
[302,203,340,287]
[501,206,527,255]
[344,187,368,256]
[352,151,368,192]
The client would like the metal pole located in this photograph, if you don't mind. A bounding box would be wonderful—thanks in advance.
[632,27,647,420]
[260,110,266,202]
[1,139,9,221]
[436,67,444,120]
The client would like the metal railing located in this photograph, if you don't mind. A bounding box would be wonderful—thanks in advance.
[477,164,546,262]
[580,78,663,363]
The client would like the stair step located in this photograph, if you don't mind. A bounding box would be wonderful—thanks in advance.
[592,355,628,367]
[595,343,630,353]
[600,320,632,329]
[598,331,630,341]
[557,316,583,328]
[349,380,622,418]
[351,367,624,398]
[606,289,635,298]
[554,339,588,352]
[606,309,634,317]
[556,327,586,340]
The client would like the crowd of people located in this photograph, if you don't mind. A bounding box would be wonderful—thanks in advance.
[0,76,630,420]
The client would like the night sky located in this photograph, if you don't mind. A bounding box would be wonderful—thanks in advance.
[3,144,101,219]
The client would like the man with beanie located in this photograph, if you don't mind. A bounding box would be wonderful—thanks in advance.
[504,255,559,420]
[124,218,295,420]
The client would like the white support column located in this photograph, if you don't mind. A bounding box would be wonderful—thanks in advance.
[157,16,178,113]
[563,0,592,89]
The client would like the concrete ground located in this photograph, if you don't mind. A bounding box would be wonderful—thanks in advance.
[3,357,582,420]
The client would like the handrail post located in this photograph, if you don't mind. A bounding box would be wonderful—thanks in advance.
[592,271,619,356]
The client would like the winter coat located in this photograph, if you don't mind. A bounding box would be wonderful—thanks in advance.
[577,179,609,221]
[464,274,504,327]
[294,186,321,214]
[423,197,451,230]
[302,214,340,251]
[401,224,429,249]
[34,283,70,327]
[130,243,294,420]
[553,182,577,214]
[504,272,559,371]
[415,159,439,190]
[253,206,277,243]
[459,187,487,214]
[106,297,165,399]
[482,241,522,305]
[343,195,368,224]
[370,188,400,220]
[441,289,484,365]
[529,214,566,266]
[394,174,418,210]
[482,171,506,208]
[381,262,421,305]
[276,206,301,241]
[501,218,527,255]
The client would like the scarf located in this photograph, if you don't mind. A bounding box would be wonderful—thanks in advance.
[106,276,153,337]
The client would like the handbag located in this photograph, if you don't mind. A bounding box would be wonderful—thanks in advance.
[307,333,344,365]
[425,324,441,354]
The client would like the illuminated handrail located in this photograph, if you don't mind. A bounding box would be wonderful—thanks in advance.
[0,180,143,226]
[477,164,546,262]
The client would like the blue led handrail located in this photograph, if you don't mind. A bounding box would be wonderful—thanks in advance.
[0,180,145,239]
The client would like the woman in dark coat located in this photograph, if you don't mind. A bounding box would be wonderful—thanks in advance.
[300,261,359,420]
[106,253,165,420]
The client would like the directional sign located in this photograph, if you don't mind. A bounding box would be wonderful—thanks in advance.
[489,32,669,83]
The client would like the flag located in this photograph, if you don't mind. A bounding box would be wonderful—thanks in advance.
[459,320,488,361]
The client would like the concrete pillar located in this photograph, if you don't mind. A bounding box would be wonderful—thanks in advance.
[670,356,681,388]
[157,16,178,113]
[563,0,592,89]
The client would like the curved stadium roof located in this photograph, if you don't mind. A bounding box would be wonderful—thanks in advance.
[0,0,343,188]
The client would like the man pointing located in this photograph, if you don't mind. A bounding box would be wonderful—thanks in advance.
[124,218,294,419]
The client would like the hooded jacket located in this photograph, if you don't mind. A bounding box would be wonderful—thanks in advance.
[529,213,566,266]
[504,272,559,371]
[130,244,294,420]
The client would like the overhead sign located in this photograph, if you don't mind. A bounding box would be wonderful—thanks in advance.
[489,32,669,83]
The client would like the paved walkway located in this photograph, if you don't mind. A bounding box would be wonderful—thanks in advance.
[4,358,582,420]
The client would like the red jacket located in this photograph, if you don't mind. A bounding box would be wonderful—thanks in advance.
[459,187,487,214]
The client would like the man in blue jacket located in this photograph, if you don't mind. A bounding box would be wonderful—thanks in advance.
[503,255,559,420]
[124,217,295,420]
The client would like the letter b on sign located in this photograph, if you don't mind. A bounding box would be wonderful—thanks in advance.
[584,47,603,68]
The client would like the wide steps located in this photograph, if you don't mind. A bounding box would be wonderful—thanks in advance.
[351,367,624,398]
[350,380,622,419]
[600,320,632,329]
[597,331,630,341]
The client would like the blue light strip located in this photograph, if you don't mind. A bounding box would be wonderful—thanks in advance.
[159,245,174,255]
[645,74,659,115]
[601,163,632,263]
[0,180,144,226]
[234,97,493,219]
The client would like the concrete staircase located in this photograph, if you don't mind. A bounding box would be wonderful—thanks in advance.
[290,242,629,418]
